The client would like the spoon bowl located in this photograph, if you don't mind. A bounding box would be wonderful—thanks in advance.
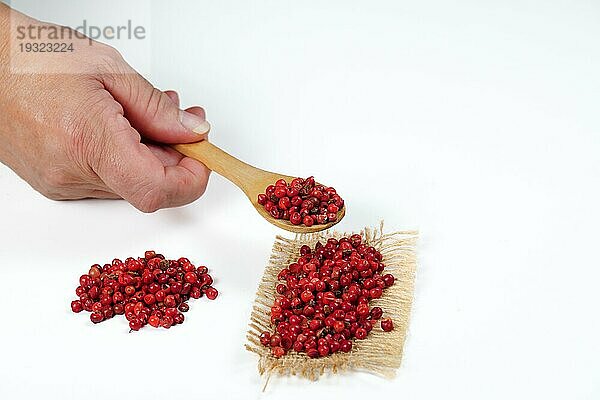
[173,140,345,233]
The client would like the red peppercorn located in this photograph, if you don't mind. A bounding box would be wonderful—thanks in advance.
[164,295,176,308]
[340,340,352,353]
[92,302,103,313]
[155,290,166,302]
[103,308,114,319]
[148,315,160,328]
[293,341,304,352]
[186,287,199,299]
[174,313,185,325]
[71,300,83,313]
[290,212,302,225]
[278,197,291,210]
[274,186,287,198]
[276,283,287,294]
[124,285,135,296]
[272,346,285,358]
[79,274,91,288]
[143,293,156,305]
[288,315,301,326]
[318,345,330,357]
[333,320,345,333]
[75,286,85,297]
[201,274,213,286]
[316,214,328,224]
[82,299,94,312]
[205,287,218,300]
[90,312,104,324]
[355,327,367,340]
[306,348,319,358]
[260,331,271,346]
[113,304,124,315]
[144,251,156,260]
[88,265,101,279]
[170,282,183,294]
[161,316,174,329]
[302,215,314,227]
[270,334,281,347]
[128,319,143,331]
[381,318,394,332]
[281,336,293,350]
[113,291,124,303]
[382,274,395,287]
[370,306,383,320]
[356,303,369,317]
[369,287,382,299]
[300,290,313,303]
[184,272,198,284]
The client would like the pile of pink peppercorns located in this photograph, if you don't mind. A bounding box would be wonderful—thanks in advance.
[257,176,344,227]
[70,251,218,331]
[260,234,395,358]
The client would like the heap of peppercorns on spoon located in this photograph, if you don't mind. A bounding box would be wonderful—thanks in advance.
[256,176,344,228]
[173,141,345,233]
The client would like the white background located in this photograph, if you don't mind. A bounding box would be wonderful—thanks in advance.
[1,1,599,399]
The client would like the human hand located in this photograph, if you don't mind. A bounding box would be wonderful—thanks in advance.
[0,4,211,212]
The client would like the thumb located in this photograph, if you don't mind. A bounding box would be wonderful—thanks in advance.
[100,68,209,144]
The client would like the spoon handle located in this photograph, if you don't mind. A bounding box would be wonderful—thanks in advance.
[172,141,264,195]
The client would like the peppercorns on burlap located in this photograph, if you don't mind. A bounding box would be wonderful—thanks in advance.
[246,222,417,384]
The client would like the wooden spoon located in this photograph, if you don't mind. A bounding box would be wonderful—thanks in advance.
[172,140,345,233]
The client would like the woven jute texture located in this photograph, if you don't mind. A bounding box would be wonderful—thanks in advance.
[246,222,417,382]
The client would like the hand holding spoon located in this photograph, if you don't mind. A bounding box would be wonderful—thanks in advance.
[173,140,345,233]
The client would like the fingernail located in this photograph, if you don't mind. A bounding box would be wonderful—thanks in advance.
[179,110,211,134]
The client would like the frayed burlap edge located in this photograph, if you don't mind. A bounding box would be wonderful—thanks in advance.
[245,222,418,384]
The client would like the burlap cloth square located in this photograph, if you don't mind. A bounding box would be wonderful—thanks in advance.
[246,222,418,382]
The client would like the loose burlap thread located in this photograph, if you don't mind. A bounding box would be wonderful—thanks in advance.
[245,222,418,383]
